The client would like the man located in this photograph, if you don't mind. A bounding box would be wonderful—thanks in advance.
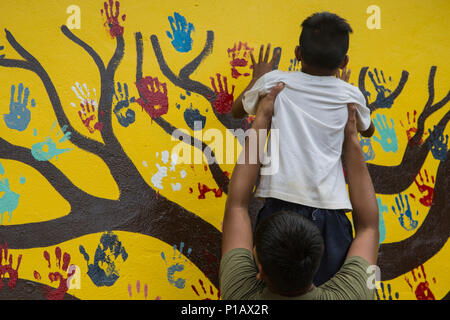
[220,83,379,299]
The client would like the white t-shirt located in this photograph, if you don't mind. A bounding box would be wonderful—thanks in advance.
[242,70,371,210]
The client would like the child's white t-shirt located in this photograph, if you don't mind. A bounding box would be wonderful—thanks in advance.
[242,70,371,210]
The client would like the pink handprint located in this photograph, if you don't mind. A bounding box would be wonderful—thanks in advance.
[33,247,74,300]
[414,169,435,207]
[101,0,126,38]
[135,76,169,119]
[210,73,234,114]
[0,243,22,290]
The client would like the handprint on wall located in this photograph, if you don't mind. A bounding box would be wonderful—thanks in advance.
[427,125,448,161]
[135,76,169,119]
[210,73,234,114]
[79,231,128,287]
[31,121,72,161]
[367,68,394,109]
[414,169,435,207]
[375,282,399,300]
[0,243,22,291]
[101,0,126,38]
[113,82,135,127]
[161,242,192,289]
[405,264,436,300]
[372,113,398,153]
[71,82,103,133]
[391,193,419,231]
[288,58,301,71]
[3,83,35,132]
[166,12,194,53]
[227,42,253,79]
[191,278,220,300]
[33,247,74,300]
[359,135,376,161]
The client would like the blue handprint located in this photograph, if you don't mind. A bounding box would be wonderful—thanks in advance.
[391,193,418,231]
[377,197,388,244]
[368,68,394,109]
[427,125,448,161]
[375,282,399,300]
[161,242,192,289]
[31,122,72,161]
[288,58,300,71]
[3,83,35,131]
[166,12,195,53]
[0,45,4,59]
[79,231,128,287]
[359,136,376,161]
[113,82,135,127]
[372,113,398,153]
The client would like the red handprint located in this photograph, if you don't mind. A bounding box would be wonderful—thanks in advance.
[399,110,427,145]
[404,264,436,300]
[78,101,103,133]
[101,0,126,38]
[135,76,169,119]
[227,42,254,79]
[191,278,221,300]
[210,74,234,114]
[0,243,22,290]
[414,169,435,207]
[33,247,74,300]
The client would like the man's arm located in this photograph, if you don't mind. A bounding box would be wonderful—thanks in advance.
[343,104,379,265]
[222,83,285,257]
[231,44,280,119]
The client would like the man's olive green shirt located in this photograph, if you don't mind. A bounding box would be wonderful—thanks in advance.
[220,248,375,300]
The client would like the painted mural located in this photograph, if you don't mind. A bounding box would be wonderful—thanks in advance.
[0,0,448,300]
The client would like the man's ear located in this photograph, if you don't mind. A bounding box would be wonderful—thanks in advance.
[339,55,349,69]
[253,247,264,280]
[295,46,301,62]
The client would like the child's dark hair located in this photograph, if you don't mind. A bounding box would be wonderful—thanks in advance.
[299,11,353,70]
[254,211,324,295]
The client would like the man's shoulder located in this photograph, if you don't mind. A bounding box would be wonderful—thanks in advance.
[314,256,375,300]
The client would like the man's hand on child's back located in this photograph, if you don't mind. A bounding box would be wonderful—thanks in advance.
[250,44,281,80]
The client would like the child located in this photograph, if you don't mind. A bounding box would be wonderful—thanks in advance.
[232,11,375,286]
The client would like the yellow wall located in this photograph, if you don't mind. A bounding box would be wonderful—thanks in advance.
[0,0,448,300]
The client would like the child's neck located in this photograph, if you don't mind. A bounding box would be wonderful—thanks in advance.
[301,65,337,77]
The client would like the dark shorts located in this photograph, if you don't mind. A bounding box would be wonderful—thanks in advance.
[256,198,353,286]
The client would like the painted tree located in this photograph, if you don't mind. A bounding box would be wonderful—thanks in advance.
[0,1,448,297]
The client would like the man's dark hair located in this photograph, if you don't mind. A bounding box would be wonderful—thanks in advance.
[299,11,353,70]
[254,211,324,295]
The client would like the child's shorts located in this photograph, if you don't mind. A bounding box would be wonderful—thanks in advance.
[256,198,353,286]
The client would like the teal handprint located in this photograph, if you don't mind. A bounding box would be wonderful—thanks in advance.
[391,193,418,231]
[4,83,35,131]
[372,113,398,153]
[166,12,194,53]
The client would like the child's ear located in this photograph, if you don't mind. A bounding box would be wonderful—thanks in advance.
[295,46,301,61]
[339,55,349,69]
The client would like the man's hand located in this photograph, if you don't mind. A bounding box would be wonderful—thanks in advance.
[250,44,281,81]
[254,82,285,125]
